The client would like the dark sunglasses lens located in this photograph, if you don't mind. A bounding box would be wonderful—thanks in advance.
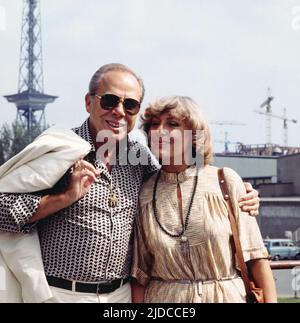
[124,99,140,114]
[100,94,119,110]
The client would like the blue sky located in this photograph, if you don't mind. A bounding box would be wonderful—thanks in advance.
[0,0,300,152]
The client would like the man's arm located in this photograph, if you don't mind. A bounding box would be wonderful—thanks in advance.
[0,160,99,231]
[28,160,99,223]
[239,182,260,216]
[27,192,73,224]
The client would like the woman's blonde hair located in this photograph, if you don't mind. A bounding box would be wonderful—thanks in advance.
[140,96,213,166]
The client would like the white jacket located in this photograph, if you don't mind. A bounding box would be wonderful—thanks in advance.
[0,126,91,303]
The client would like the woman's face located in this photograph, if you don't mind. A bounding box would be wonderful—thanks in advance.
[148,112,192,167]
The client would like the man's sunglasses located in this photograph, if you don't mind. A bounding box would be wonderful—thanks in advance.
[94,94,140,115]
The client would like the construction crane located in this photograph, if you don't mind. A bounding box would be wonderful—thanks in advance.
[210,121,246,153]
[257,88,274,144]
[254,108,297,146]
[214,131,243,154]
[209,121,246,126]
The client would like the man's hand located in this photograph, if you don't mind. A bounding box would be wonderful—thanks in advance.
[28,160,100,223]
[239,182,260,216]
[64,159,100,205]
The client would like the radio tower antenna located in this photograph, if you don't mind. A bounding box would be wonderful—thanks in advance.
[4,0,57,142]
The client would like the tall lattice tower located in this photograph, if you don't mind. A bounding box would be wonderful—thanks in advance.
[4,0,57,142]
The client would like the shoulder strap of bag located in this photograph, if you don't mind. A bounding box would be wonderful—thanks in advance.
[217,168,252,296]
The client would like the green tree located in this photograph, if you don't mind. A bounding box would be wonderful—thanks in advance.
[0,122,44,166]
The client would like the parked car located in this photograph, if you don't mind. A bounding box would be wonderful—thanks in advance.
[263,239,300,261]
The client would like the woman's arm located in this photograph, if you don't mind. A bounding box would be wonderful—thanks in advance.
[131,279,146,303]
[223,168,277,303]
[247,258,277,303]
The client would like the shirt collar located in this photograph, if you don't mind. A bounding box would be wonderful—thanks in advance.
[160,166,202,184]
[73,118,137,165]
[74,119,96,152]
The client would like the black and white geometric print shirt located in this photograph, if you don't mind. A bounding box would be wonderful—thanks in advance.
[0,119,158,282]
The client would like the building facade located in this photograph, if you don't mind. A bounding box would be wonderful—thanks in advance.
[213,154,300,240]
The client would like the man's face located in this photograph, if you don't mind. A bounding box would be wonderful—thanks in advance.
[86,70,142,143]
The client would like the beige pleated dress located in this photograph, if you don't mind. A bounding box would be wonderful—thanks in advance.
[131,165,268,303]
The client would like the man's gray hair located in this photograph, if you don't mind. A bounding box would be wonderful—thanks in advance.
[89,63,145,102]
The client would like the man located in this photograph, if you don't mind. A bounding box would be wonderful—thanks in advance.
[0,63,259,302]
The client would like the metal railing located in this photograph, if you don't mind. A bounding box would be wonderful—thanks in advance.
[270,260,300,270]
[270,260,300,299]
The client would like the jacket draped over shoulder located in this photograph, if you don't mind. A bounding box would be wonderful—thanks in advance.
[0,126,91,303]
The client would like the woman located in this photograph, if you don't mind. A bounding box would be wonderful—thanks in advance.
[131,96,277,303]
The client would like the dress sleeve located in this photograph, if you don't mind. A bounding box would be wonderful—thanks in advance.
[131,205,154,287]
[223,167,269,263]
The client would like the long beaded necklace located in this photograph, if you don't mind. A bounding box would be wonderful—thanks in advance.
[152,170,198,256]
